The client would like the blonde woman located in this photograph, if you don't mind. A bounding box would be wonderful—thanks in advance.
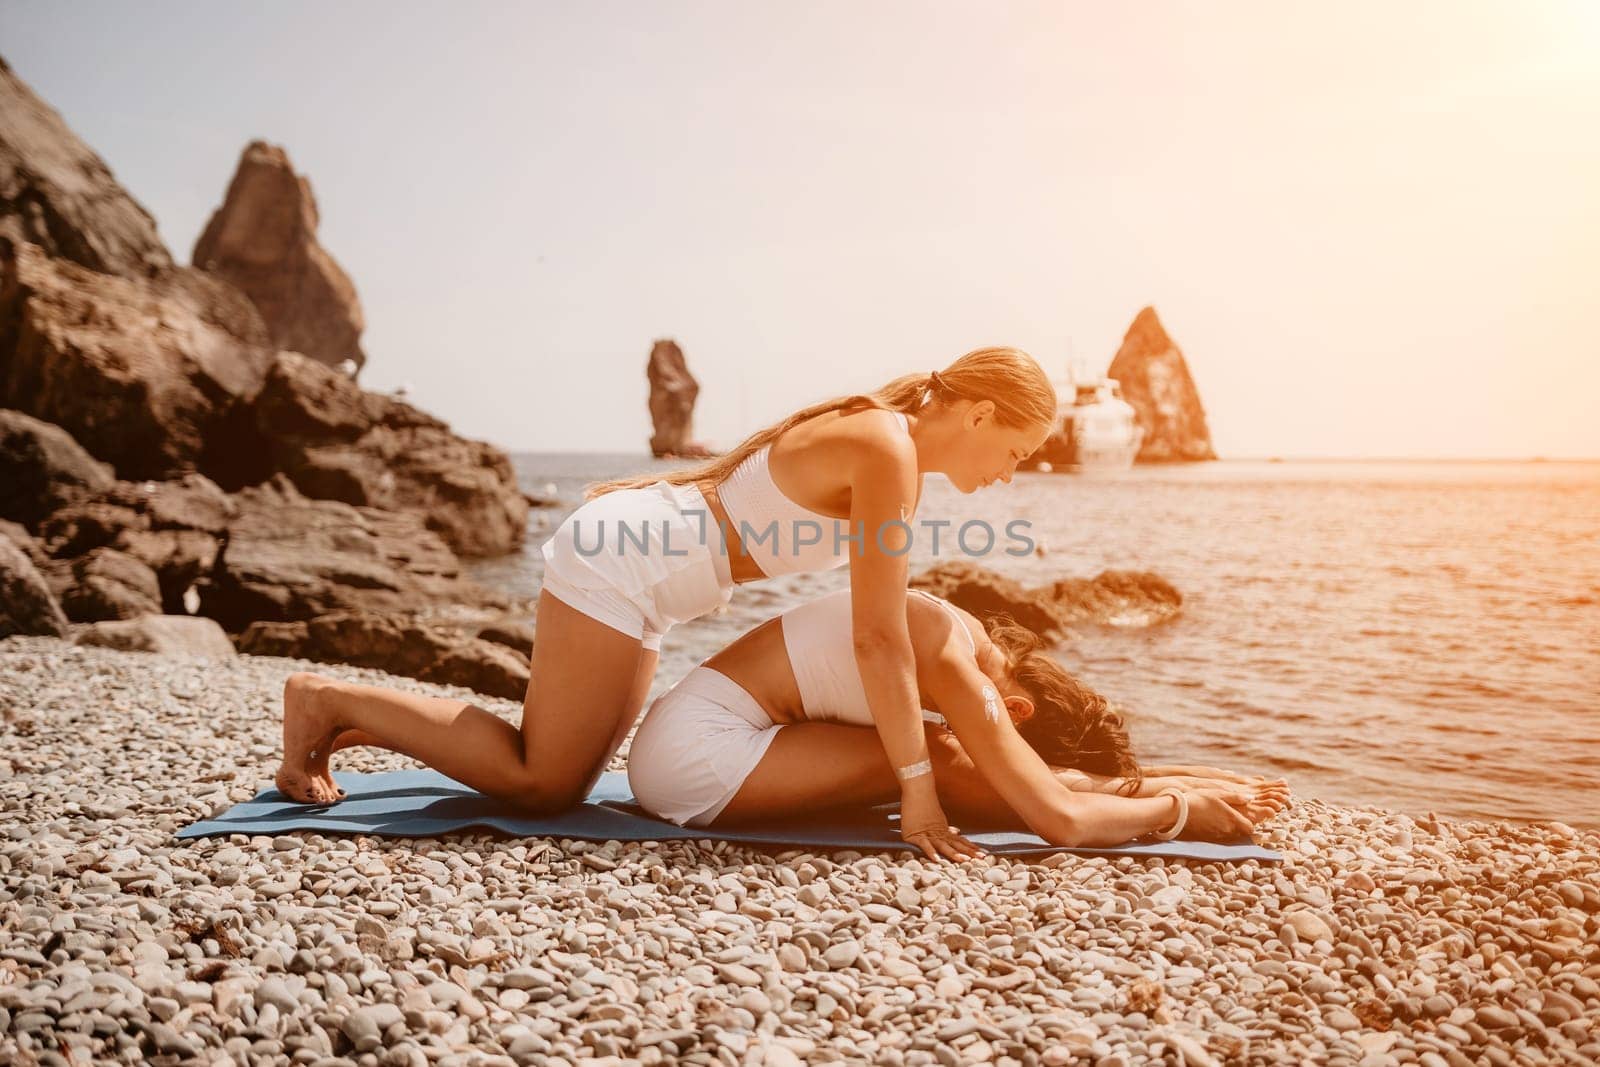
[627,585,1289,843]
[276,347,1056,862]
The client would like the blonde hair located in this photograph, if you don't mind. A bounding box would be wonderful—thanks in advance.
[584,346,1057,500]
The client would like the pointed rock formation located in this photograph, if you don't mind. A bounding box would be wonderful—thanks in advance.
[647,339,710,458]
[192,141,366,374]
[1107,307,1217,463]
[0,55,173,278]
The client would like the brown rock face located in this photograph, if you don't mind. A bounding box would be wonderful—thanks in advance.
[238,611,529,701]
[58,547,163,622]
[217,352,527,557]
[0,408,115,528]
[0,55,173,278]
[1106,307,1217,463]
[202,476,512,632]
[648,339,708,458]
[910,560,1183,640]
[192,141,366,374]
[0,239,275,479]
[0,529,68,637]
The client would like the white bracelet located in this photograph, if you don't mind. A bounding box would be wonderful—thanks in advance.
[1153,787,1188,841]
[896,759,932,782]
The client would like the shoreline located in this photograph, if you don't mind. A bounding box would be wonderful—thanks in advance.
[3,638,1598,1065]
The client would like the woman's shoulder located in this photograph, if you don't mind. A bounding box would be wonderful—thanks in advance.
[907,591,984,663]
[789,405,910,451]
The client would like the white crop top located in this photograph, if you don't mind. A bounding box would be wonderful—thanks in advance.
[779,586,977,728]
[717,410,911,579]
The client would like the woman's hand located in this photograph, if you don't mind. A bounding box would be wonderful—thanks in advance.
[1175,790,1259,842]
[1142,775,1292,822]
[899,782,987,863]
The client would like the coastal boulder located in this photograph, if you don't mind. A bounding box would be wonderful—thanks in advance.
[0,239,275,479]
[72,615,236,659]
[648,339,711,458]
[202,476,514,632]
[0,55,172,277]
[1107,306,1217,463]
[0,529,68,637]
[34,474,233,614]
[0,408,115,527]
[213,351,527,557]
[58,547,163,622]
[192,141,366,374]
[910,561,1072,638]
[238,610,529,701]
[910,560,1183,640]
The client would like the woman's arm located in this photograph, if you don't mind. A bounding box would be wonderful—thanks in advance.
[924,646,1176,845]
[845,419,978,863]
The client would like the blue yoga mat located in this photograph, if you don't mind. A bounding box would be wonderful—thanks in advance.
[177,768,1282,863]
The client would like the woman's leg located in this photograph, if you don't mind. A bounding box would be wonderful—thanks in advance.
[710,722,998,826]
[276,589,656,809]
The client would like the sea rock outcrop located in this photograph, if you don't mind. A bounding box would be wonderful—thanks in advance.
[0,528,68,637]
[202,476,513,632]
[0,239,275,479]
[192,141,366,374]
[0,408,115,527]
[910,560,1183,639]
[72,615,236,659]
[238,610,529,701]
[213,351,527,557]
[648,339,710,458]
[0,55,173,278]
[1107,306,1217,463]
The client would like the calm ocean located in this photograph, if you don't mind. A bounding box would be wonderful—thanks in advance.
[466,456,1600,830]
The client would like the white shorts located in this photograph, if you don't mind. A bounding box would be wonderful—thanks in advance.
[538,480,734,652]
[627,666,782,827]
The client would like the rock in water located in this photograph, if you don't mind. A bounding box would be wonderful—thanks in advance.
[1106,306,1216,463]
[0,55,173,277]
[647,339,708,458]
[192,140,366,375]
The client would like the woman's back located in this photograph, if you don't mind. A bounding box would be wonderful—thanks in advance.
[775,587,978,727]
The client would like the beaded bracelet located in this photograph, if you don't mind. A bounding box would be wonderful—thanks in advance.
[1153,787,1189,841]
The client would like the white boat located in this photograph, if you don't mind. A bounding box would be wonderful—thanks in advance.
[1025,376,1143,472]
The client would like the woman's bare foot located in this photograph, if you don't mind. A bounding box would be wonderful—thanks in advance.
[277,672,346,804]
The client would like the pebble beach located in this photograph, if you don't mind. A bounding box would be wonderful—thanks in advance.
[4,639,1599,1067]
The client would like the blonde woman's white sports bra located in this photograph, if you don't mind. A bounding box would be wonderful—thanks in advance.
[716,410,912,578]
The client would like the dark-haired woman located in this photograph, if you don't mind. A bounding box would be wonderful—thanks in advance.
[626,586,1290,846]
[277,348,1058,862]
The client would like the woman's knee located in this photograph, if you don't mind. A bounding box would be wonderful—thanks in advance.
[501,777,590,816]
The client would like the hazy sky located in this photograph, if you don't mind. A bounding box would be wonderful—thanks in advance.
[5,2,1598,457]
